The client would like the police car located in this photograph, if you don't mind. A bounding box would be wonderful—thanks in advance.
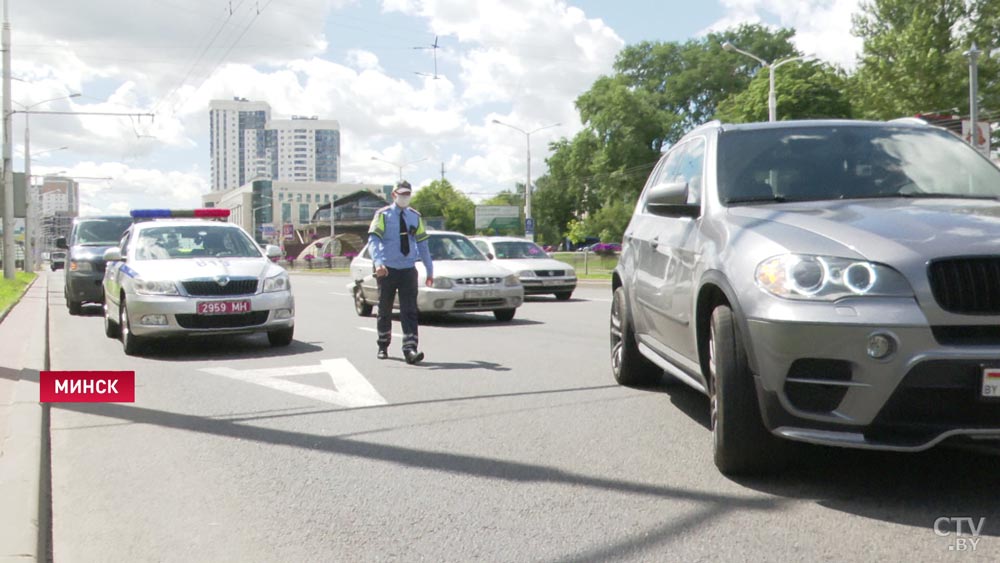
[102,209,294,355]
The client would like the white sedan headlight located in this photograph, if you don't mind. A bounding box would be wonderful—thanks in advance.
[518,270,537,278]
[263,274,290,293]
[755,254,912,301]
[134,279,179,296]
[432,277,454,289]
[503,274,520,287]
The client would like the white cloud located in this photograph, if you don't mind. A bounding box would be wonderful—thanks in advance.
[707,0,864,69]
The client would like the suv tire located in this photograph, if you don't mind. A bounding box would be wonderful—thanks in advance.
[709,305,785,475]
[610,286,660,386]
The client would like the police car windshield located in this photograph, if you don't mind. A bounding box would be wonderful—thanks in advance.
[492,241,548,259]
[74,218,133,246]
[134,226,262,260]
[427,234,486,261]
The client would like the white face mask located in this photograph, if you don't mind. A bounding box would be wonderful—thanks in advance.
[395,194,411,208]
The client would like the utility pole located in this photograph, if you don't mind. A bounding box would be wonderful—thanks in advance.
[2,0,14,279]
[441,162,445,181]
[966,42,982,153]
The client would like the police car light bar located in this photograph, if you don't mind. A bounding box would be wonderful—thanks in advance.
[130,208,231,220]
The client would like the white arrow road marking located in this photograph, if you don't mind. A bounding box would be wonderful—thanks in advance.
[329,292,351,296]
[200,359,387,408]
[358,326,404,339]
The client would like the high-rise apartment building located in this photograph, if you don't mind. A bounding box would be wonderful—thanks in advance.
[209,98,271,191]
[243,116,341,183]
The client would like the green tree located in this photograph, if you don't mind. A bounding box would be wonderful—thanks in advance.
[850,0,971,119]
[716,61,853,123]
[410,180,475,234]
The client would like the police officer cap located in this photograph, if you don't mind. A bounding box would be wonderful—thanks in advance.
[395,180,412,194]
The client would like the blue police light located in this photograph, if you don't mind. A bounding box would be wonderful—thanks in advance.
[130,209,173,219]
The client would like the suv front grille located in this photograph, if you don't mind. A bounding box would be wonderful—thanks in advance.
[183,279,258,297]
[929,258,1000,314]
[535,270,565,277]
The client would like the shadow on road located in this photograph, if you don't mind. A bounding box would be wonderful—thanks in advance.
[418,313,544,328]
[135,335,324,362]
[624,371,1000,542]
[420,360,511,372]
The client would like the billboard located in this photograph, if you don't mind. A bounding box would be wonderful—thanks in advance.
[282,223,295,241]
[475,205,520,230]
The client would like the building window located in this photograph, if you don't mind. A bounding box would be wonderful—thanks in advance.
[299,203,310,223]
[296,193,302,203]
[282,203,291,223]
[324,194,330,203]
[306,194,312,202]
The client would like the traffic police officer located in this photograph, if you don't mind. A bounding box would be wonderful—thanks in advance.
[367,180,434,364]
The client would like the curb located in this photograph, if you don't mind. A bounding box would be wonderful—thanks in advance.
[0,274,48,563]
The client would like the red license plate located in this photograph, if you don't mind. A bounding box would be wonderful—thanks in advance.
[197,300,251,315]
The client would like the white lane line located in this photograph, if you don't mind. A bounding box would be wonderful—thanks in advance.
[358,326,404,339]
[200,358,387,408]
[329,292,352,296]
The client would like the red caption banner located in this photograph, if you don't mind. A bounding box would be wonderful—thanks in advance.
[40,371,136,403]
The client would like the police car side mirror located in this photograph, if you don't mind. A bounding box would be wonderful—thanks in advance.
[486,253,494,260]
[265,245,282,258]
[103,248,123,262]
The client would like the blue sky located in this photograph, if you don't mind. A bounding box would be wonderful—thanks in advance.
[12,0,863,214]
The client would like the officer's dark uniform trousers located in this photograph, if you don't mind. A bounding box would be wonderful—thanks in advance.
[377,212,419,352]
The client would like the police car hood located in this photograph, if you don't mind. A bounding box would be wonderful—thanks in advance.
[130,257,277,281]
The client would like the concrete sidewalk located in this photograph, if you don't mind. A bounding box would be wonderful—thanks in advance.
[0,273,48,563]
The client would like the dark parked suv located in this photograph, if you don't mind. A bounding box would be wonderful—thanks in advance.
[58,216,133,315]
[613,119,1000,475]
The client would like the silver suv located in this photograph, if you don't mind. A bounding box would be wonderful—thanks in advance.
[613,119,1000,475]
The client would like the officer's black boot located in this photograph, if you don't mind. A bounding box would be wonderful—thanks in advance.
[404,349,424,365]
[377,347,388,360]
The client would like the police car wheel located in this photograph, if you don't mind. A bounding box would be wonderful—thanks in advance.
[268,327,294,347]
[104,301,120,338]
[354,286,373,317]
[120,299,144,356]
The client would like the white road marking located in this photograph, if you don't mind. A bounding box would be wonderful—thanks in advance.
[329,292,352,296]
[358,326,404,339]
[200,359,387,408]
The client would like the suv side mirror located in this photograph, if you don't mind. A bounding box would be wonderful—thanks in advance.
[265,245,282,258]
[646,181,700,218]
[103,248,123,262]
[56,237,68,249]
[486,253,494,260]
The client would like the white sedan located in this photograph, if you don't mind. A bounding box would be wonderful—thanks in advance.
[471,236,577,300]
[350,231,524,321]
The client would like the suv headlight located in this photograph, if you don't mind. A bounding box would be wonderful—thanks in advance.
[263,274,290,293]
[69,261,93,272]
[432,277,453,289]
[755,254,913,300]
[134,279,179,296]
[518,270,537,278]
[503,274,520,287]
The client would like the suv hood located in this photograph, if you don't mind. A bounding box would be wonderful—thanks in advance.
[729,199,1000,263]
[71,244,116,262]
[129,257,277,281]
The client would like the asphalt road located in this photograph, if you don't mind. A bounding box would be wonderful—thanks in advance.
[45,271,998,562]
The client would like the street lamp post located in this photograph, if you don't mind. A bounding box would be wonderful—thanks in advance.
[491,119,560,241]
[23,145,68,271]
[722,42,809,122]
[370,156,427,181]
[17,93,80,272]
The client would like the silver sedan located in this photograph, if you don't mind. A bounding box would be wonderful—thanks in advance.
[350,231,524,321]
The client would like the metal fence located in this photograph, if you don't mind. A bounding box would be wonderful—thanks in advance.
[550,251,618,276]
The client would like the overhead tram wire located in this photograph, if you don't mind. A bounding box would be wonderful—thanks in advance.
[168,0,276,115]
[153,0,243,117]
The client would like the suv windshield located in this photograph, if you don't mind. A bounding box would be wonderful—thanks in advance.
[717,125,1000,204]
[493,241,548,259]
[134,225,262,260]
[427,234,486,261]
[74,217,133,246]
